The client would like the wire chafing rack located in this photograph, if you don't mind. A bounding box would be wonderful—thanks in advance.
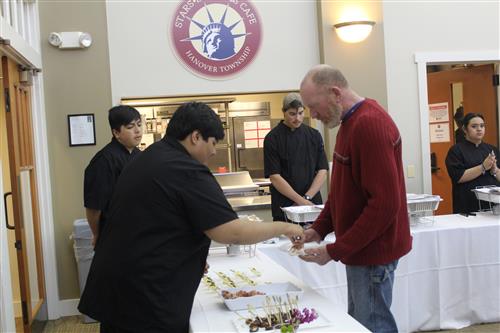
[407,194,442,225]
[208,214,259,258]
[472,186,500,215]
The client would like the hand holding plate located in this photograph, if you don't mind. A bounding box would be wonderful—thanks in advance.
[299,245,332,265]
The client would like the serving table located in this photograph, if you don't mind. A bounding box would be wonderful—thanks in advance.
[190,248,369,332]
[259,213,500,332]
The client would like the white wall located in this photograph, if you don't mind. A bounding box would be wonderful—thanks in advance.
[382,2,500,193]
[319,1,386,159]
[105,1,320,103]
[321,1,387,109]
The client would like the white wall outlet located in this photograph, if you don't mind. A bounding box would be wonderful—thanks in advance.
[407,165,415,178]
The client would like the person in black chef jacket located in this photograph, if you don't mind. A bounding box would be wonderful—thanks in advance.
[445,112,500,214]
[264,92,329,221]
[84,105,142,246]
[78,102,304,333]
[453,105,466,144]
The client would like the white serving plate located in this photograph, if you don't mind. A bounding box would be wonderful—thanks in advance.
[232,309,332,332]
[221,282,303,311]
[278,242,329,257]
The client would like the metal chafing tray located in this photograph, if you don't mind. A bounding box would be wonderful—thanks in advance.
[281,205,324,223]
[406,193,442,225]
[214,171,259,195]
[472,186,500,214]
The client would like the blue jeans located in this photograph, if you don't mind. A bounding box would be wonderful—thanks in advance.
[346,260,399,333]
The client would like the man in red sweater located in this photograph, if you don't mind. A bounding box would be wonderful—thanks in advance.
[298,64,412,333]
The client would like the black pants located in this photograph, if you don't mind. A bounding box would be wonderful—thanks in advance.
[100,322,123,333]
[100,322,183,333]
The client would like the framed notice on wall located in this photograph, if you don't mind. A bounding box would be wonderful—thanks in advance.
[429,102,449,123]
[68,114,96,146]
[429,123,450,143]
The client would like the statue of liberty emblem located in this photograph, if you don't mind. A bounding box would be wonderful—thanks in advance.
[171,0,262,79]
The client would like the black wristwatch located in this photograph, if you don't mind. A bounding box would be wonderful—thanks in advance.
[303,194,312,201]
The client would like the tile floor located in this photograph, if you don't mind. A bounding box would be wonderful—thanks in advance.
[39,316,500,333]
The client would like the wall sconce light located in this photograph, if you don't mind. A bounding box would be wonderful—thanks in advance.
[333,21,375,43]
[48,31,92,49]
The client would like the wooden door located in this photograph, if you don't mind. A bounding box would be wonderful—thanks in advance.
[2,56,45,333]
[428,64,498,215]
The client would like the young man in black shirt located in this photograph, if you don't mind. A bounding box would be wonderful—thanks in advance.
[83,105,142,246]
[264,92,329,221]
[78,102,304,333]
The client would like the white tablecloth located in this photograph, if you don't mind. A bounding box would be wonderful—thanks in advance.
[259,213,500,332]
[190,249,369,332]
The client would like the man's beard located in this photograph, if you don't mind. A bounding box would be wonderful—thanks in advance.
[325,104,342,129]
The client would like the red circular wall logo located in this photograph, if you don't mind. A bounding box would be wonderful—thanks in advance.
[170,0,262,79]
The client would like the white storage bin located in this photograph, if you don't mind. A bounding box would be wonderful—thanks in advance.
[72,218,93,238]
[71,219,96,324]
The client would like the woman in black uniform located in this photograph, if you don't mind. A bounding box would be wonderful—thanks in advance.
[445,113,500,214]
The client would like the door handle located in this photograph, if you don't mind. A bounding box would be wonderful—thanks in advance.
[3,192,15,230]
[236,148,248,170]
[430,152,440,173]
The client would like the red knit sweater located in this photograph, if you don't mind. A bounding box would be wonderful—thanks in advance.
[312,99,412,265]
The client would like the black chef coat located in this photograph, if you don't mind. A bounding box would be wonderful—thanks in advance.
[264,121,329,221]
[83,137,140,232]
[445,140,500,214]
[78,136,238,332]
